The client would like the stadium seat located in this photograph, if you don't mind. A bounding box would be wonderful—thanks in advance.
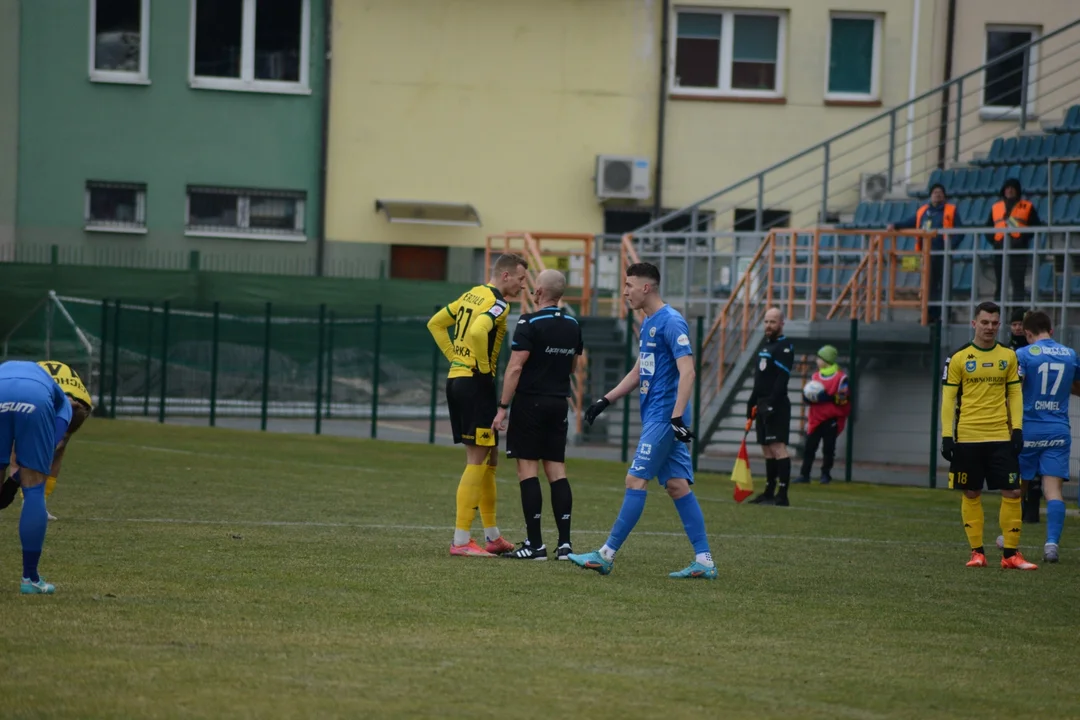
[1038,262,1055,296]
[951,261,973,294]
[973,166,996,194]
[853,202,872,227]
[978,138,1005,166]
[1062,195,1080,224]
[986,166,1008,196]
[1005,164,1023,182]
[1049,194,1071,223]
[1031,135,1052,163]
[1048,133,1071,158]
[956,197,972,225]
[1065,106,1080,132]
[1060,163,1080,193]
[1067,133,1080,157]
[1000,137,1020,164]
[1018,137,1041,163]
[1020,165,1037,189]
[1028,164,1049,194]
[965,196,987,226]
[1049,163,1070,193]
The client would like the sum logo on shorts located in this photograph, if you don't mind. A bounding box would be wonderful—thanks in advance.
[0,402,36,414]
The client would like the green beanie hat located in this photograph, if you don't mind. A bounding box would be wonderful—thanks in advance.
[817,345,838,364]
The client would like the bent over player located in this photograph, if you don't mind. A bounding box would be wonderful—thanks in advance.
[1014,311,1080,562]
[0,360,92,593]
[940,302,1036,570]
[571,262,716,579]
[427,254,528,557]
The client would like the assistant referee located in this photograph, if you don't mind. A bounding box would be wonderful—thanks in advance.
[492,269,583,561]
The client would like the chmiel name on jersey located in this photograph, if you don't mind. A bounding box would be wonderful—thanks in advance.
[1034,400,1063,411]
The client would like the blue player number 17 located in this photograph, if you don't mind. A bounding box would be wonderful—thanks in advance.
[1037,362,1065,395]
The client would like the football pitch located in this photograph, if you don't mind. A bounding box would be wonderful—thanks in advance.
[2,420,1079,719]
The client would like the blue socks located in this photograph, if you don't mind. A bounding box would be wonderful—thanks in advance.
[19,483,48,582]
[673,492,711,555]
[1047,499,1066,546]
[604,489,648,552]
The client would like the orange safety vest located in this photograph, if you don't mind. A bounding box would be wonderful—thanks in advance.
[914,203,955,252]
[991,199,1033,242]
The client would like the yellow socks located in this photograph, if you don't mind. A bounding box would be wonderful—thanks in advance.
[454,464,487,545]
[961,495,984,550]
[1000,495,1023,550]
[479,464,498,538]
[45,475,56,499]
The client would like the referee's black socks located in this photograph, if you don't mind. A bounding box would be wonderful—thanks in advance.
[549,478,573,547]
[519,477,544,548]
[764,458,778,497]
[776,458,791,500]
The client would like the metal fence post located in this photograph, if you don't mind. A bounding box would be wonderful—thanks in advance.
[143,303,153,416]
[370,305,383,439]
[844,317,858,483]
[620,311,634,463]
[209,301,220,427]
[97,298,109,415]
[261,302,271,431]
[109,298,121,419]
[953,78,963,163]
[755,174,765,232]
[692,315,703,472]
[1019,47,1030,131]
[429,305,440,444]
[821,143,831,223]
[315,303,326,435]
[887,111,896,188]
[929,319,942,488]
[325,311,335,419]
[158,301,169,424]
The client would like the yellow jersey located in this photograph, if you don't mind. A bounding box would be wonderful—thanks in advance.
[940,341,1022,443]
[426,284,509,379]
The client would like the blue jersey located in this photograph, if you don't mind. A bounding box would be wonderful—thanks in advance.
[1016,339,1080,433]
[638,305,693,425]
[0,361,72,425]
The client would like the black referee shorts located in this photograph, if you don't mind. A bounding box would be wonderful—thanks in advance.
[949,441,1020,492]
[446,376,498,448]
[507,394,569,462]
[756,399,791,446]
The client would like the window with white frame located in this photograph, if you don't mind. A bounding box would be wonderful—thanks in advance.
[672,8,785,97]
[186,187,306,240]
[983,26,1039,114]
[85,181,147,233]
[190,0,311,93]
[89,0,150,83]
[826,13,882,101]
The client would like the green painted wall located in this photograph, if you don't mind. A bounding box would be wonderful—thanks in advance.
[0,0,17,252]
[16,0,327,266]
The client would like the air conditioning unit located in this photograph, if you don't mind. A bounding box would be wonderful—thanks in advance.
[596,155,651,200]
[859,172,889,202]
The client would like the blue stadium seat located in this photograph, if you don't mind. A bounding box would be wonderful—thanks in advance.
[1049,163,1070,193]
[1031,195,1046,218]
[973,167,996,194]
[956,197,972,225]
[953,234,974,252]
[958,168,981,195]
[1005,164,1023,182]
[853,202,872,227]
[1061,163,1080,193]
[1031,135,1052,163]
[1020,165,1037,189]
[1016,137,1038,163]
[1028,164,1049,194]
[815,268,834,297]
[978,138,1005,165]
[965,196,987,226]
[1048,133,1071,158]
[951,262,973,294]
[987,166,1008,195]
[1062,195,1080,224]
[1067,106,1080,131]
[1067,133,1080,157]
[918,168,943,196]
[1049,194,1071,223]
[1038,263,1055,296]
[1000,137,1020,164]
[862,203,883,228]
[884,202,908,225]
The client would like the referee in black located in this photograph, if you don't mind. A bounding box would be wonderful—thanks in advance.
[747,306,795,506]
[492,269,583,561]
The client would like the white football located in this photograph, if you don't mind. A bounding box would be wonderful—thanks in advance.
[802,379,827,404]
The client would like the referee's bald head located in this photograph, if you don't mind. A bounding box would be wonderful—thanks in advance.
[536,269,567,303]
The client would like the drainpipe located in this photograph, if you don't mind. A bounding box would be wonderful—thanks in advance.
[315,0,333,276]
[903,0,921,183]
[652,0,670,220]
[936,0,957,171]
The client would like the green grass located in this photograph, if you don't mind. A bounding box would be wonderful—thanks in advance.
[2,420,1078,719]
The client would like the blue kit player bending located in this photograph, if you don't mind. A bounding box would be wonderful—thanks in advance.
[1014,311,1080,563]
[0,360,91,594]
[572,262,716,579]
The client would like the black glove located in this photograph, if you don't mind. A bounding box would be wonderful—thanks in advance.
[1011,429,1024,458]
[0,474,19,510]
[584,397,611,426]
[941,437,955,463]
[746,402,755,420]
[671,417,695,444]
[472,367,494,386]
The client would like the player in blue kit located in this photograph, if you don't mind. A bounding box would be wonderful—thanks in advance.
[1014,311,1080,562]
[0,360,84,594]
[571,262,716,579]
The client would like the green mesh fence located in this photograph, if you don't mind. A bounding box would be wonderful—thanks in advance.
[2,294,458,428]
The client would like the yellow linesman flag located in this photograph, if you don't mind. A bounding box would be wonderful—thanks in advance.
[731,419,755,503]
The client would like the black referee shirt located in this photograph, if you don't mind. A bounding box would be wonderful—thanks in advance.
[749,334,794,408]
[510,306,583,397]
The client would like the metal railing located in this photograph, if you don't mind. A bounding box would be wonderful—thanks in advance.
[628,17,1080,236]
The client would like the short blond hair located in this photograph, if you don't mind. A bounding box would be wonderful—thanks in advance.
[492,253,528,275]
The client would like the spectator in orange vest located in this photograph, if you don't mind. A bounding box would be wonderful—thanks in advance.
[793,345,851,486]
[889,183,958,321]
[984,178,1040,303]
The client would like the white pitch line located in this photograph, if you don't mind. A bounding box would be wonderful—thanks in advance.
[76,515,981,548]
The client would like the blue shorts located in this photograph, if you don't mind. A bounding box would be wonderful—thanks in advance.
[628,421,694,487]
[1019,432,1071,482]
[0,377,60,475]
